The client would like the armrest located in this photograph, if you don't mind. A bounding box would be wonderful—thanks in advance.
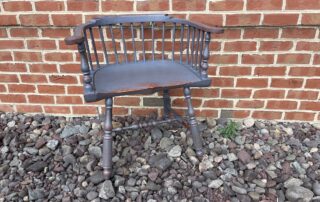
[191,21,224,34]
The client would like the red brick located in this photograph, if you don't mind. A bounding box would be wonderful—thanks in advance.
[247,0,282,10]
[0,74,19,83]
[209,54,238,64]
[300,101,320,111]
[287,90,318,100]
[196,109,218,118]
[27,40,56,50]
[0,28,7,38]
[302,14,320,25]
[0,52,12,61]
[14,52,42,62]
[45,53,73,62]
[237,78,268,88]
[102,1,134,11]
[211,77,234,87]
[221,89,252,98]
[44,106,71,114]
[16,105,43,113]
[49,75,77,84]
[189,14,223,27]
[0,63,26,72]
[20,75,47,83]
[137,0,169,11]
[8,84,35,93]
[173,0,206,11]
[38,85,65,94]
[0,94,26,103]
[289,67,320,76]
[59,64,80,73]
[67,86,83,94]
[51,14,82,26]
[172,98,202,108]
[42,28,71,38]
[271,78,303,88]
[314,54,320,65]
[56,96,83,104]
[259,41,293,51]
[192,89,219,98]
[219,66,251,76]
[67,1,98,11]
[3,1,32,11]
[72,106,97,115]
[286,0,320,10]
[266,100,297,110]
[224,41,256,52]
[29,64,57,73]
[254,89,285,99]
[305,79,320,89]
[29,95,54,104]
[0,85,6,92]
[232,110,251,118]
[296,42,320,51]
[20,14,50,26]
[215,29,241,39]
[285,112,315,121]
[236,100,264,108]
[242,54,274,64]
[10,28,38,38]
[113,107,129,116]
[252,111,282,120]
[209,0,243,11]
[114,97,141,106]
[277,54,311,64]
[263,14,299,26]
[35,1,64,11]
[203,99,233,108]
[0,104,14,112]
[0,15,18,26]
[226,14,261,26]
[243,28,279,39]
[0,40,24,49]
[282,28,316,39]
[254,67,286,76]
[132,108,158,116]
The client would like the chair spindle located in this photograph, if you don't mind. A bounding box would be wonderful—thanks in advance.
[130,23,137,63]
[83,31,93,70]
[141,23,145,62]
[120,23,128,63]
[172,23,176,61]
[179,24,184,64]
[98,26,109,64]
[109,25,118,64]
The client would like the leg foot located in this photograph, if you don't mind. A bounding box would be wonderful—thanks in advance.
[163,89,171,119]
[102,98,113,180]
[183,87,203,156]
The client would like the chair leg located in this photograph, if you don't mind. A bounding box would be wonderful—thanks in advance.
[103,97,113,179]
[163,89,171,119]
[183,87,204,156]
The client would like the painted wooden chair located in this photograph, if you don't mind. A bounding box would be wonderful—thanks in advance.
[65,14,223,179]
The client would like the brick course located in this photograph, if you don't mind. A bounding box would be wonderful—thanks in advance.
[0,0,319,122]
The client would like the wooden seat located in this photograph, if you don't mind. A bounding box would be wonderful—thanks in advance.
[65,14,223,179]
[93,60,210,97]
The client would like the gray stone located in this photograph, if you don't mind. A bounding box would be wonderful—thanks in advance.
[148,153,172,170]
[23,147,38,155]
[227,153,238,161]
[144,136,151,150]
[39,147,50,156]
[292,161,306,175]
[168,145,182,157]
[284,178,303,188]
[199,157,213,172]
[243,118,255,128]
[89,146,102,159]
[61,125,89,138]
[248,192,260,201]
[7,120,15,128]
[61,145,72,155]
[28,188,45,200]
[114,175,125,187]
[151,128,162,140]
[283,127,293,135]
[237,149,251,164]
[260,129,269,135]
[312,123,320,130]
[235,136,246,145]
[86,191,98,200]
[89,171,104,185]
[231,186,247,194]
[26,161,47,172]
[208,179,224,189]
[285,186,314,202]
[46,139,59,150]
[63,154,76,166]
[159,137,173,150]
[252,179,267,188]
[313,182,320,196]
[99,180,115,200]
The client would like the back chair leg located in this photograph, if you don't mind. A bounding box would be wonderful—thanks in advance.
[103,97,113,179]
[183,87,204,156]
[163,89,171,119]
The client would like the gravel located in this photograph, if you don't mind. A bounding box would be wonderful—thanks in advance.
[0,112,319,201]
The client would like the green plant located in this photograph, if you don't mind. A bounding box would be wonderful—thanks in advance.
[219,121,239,139]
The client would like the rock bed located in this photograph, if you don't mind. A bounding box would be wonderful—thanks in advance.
[0,112,320,202]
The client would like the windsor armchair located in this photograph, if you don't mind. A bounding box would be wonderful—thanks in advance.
[65,14,223,179]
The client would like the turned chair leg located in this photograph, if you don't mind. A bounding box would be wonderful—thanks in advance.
[183,87,204,156]
[103,97,113,179]
[163,89,171,119]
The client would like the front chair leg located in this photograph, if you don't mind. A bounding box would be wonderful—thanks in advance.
[183,87,204,156]
[163,89,171,119]
[103,97,113,179]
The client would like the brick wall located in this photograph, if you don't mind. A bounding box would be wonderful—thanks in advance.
[0,0,320,122]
